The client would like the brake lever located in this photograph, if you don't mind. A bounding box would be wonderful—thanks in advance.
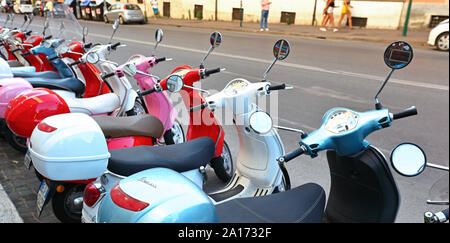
[183,84,210,95]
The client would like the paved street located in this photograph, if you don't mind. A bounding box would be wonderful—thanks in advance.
[0,16,448,223]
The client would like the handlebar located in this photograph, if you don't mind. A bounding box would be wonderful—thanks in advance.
[139,87,156,96]
[110,42,121,51]
[268,83,286,91]
[424,208,449,223]
[25,30,32,36]
[101,72,116,80]
[204,67,223,77]
[69,60,81,67]
[154,57,167,63]
[83,43,92,50]
[190,102,208,112]
[278,146,307,163]
[43,35,52,40]
[392,106,417,120]
[48,55,59,62]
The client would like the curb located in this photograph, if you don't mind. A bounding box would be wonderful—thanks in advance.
[0,183,23,223]
[144,20,430,48]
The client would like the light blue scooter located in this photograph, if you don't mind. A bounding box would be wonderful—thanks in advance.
[94,41,424,223]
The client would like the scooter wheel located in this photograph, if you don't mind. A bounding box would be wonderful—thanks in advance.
[4,126,27,153]
[210,141,234,183]
[163,120,185,145]
[51,183,84,223]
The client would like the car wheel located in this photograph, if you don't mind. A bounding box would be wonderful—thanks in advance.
[436,32,449,51]
[119,16,125,25]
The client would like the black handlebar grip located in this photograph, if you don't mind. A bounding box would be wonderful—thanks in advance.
[443,208,449,220]
[281,146,306,163]
[393,106,417,120]
[204,67,222,76]
[25,30,32,36]
[140,87,156,96]
[110,42,121,50]
[189,103,208,112]
[69,60,81,66]
[22,52,30,56]
[83,43,92,50]
[48,56,59,61]
[154,57,166,63]
[268,83,286,91]
[44,35,52,40]
[101,72,116,80]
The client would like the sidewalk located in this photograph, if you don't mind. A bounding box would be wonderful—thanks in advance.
[146,17,430,48]
[0,184,23,223]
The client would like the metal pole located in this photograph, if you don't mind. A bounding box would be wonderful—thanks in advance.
[312,0,317,26]
[402,0,412,36]
[215,0,217,21]
[240,0,242,28]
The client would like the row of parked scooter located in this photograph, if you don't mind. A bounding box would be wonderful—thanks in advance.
[0,5,448,223]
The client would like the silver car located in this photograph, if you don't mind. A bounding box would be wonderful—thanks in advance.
[104,3,145,24]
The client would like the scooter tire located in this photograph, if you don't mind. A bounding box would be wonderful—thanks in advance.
[210,141,234,183]
[4,126,27,153]
[51,183,84,223]
[162,120,185,145]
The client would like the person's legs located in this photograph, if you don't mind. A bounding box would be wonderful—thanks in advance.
[263,10,269,30]
[347,12,352,29]
[260,10,266,30]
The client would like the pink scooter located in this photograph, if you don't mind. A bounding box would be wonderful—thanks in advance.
[111,28,184,145]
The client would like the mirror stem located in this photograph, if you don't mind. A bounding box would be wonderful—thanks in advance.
[200,46,214,68]
[375,68,395,110]
[262,58,277,81]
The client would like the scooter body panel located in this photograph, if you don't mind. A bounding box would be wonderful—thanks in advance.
[0,77,32,118]
[325,146,400,223]
[95,168,217,223]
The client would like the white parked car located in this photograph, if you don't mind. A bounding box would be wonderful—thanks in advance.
[428,19,449,51]
[13,0,33,14]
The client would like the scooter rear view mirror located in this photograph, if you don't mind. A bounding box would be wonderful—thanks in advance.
[123,64,137,76]
[262,39,290,81]
[249,111,273,134]
[384,41,413,70]
[390,143,426,177]
[200,31,222,68]
[110,19,120,43]
[82,27,88,43]
[375,41,414,110]
[153,28,163,53]
[166,75,184,92]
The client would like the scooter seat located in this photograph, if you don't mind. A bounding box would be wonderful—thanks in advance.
[93,115,164,139]
[26,77,85,97]
[6,60,22,67]
[13,70,61,79]
[107,137,215,176]
[11,66,36,73]
[216,183,326,223]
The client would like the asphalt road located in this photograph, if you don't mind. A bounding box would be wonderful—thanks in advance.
[3,16,449,223]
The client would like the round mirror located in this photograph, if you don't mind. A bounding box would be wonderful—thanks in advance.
[209,32,222,48]
[384,41,413,70]
[155,28,163,43]
[123,63,137,76]
[44,19,49,29]
[391,143,426,177]
[59,45,69,53]
[83,27,89,37]
[86,52,99,64]
[113,19,120,30]
[166,75,184,92]
[273,39,290,60]
[249,111,273,134]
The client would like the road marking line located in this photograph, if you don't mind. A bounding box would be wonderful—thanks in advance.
[88,33,448,92]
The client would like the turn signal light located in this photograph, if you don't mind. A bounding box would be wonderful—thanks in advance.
[83,182,102,207]
[110,184,149,212]
[37,122,57,133]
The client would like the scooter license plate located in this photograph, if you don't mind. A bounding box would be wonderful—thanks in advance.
[24,150,32,169]
[36,180,49,216]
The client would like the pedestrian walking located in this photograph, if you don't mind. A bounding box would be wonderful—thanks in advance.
[338,0,353,30]
[260,0,272,31]
[320,0,338,32]
[151,0,159,17]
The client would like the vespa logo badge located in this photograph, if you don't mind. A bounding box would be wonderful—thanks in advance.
[137,177,157,189]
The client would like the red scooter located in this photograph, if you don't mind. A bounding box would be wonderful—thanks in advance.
[136,31,233,182]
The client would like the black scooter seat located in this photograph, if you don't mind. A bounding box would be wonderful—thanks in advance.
[26,77,86,98]
[107,137,216,176]
[216,183,326,223]
[12,70,61,79]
